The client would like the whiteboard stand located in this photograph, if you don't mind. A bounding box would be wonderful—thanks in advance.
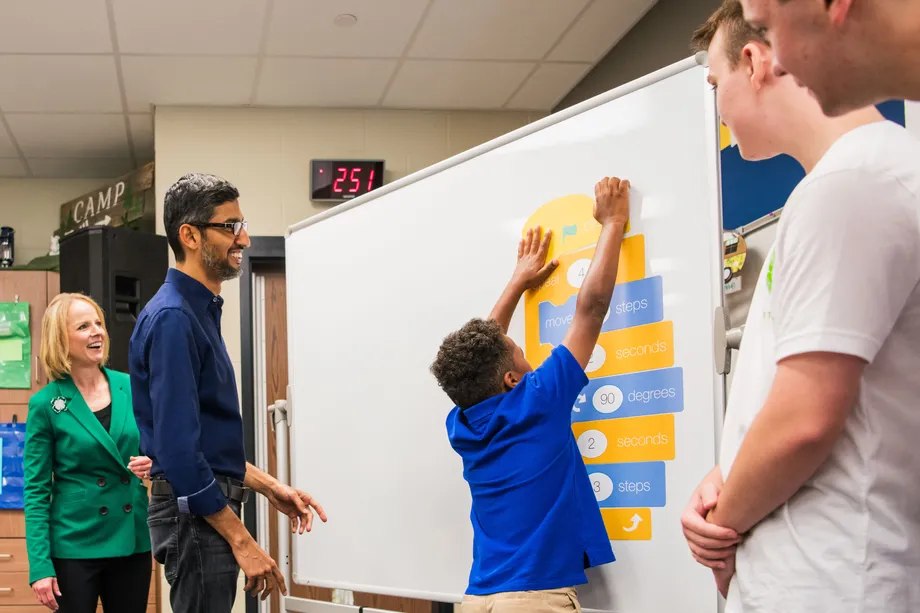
[284,52,726,613]
[283,598,359,613]
[268,399,292,588]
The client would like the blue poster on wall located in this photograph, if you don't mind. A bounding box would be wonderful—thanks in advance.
[720,100,906,230]
[0,422,26,509]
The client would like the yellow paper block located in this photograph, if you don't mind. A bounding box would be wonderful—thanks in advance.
[586,321,674,379]
[601,508,652,541]
[0,338,23,362]
[524,236,646,366]
[572,414,675,464]
[720,123,732,151]
[522,194,631,264]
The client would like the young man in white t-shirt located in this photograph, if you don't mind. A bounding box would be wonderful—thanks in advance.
[681,2,920,612]
[738,0,920,117]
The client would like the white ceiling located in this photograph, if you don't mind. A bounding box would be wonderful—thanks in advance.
[0,0,657,179]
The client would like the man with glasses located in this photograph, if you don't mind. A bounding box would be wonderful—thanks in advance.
[129,173,326,612]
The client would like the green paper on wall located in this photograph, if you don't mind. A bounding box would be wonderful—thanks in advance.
[0,303,31,389]
[0,339,22,362]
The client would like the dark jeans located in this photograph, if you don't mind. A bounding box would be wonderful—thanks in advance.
[52,551,151,613]
[148,494,242,613]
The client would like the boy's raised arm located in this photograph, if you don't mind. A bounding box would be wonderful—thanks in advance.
[562,177,630,368]
[488,226,558,333]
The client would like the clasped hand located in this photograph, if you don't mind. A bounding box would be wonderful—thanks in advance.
[680,473,742,597]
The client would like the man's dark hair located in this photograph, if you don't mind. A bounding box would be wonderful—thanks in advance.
[163,173,240,262]
[691,0,769,68]
[430,318,514,409]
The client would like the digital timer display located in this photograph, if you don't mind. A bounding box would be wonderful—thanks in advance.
[310,160,385,203]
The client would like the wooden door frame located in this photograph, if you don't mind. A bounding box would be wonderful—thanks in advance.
[240,235,286,613]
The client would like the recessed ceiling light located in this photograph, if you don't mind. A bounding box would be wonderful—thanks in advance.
[333,14,358,27]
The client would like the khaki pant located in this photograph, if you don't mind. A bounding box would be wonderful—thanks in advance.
[461,588,582,613]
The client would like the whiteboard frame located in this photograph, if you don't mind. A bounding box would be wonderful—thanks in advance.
[284,52,727,607]
[287,53,707,239]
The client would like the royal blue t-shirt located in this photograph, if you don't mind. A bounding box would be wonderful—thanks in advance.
[446,345,615,595]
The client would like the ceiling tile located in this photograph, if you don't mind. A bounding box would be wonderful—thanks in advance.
[549,0,657,62]
[0,0,112,53]
[112,0,268,54]
[507,63,591,110]
[129,114,154,160]
[267,0,428,57]
[0,56,122,113]
[29,158,134,179]
[257,58,397,107]
[121,57,258,112]
[0,159,27,178]
[7,115,129,158]
[384,61,534,109]
[409,0,589,60]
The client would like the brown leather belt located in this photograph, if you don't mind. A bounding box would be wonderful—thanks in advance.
[150,477,250,504]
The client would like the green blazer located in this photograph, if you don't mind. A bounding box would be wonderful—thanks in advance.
[23,368,151,584]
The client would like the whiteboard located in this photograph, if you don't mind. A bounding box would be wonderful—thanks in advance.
[285,55,725,613]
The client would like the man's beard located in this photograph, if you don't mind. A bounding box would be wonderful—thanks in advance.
[201,236,241,282]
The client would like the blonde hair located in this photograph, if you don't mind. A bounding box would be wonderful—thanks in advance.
[40,293,110,380]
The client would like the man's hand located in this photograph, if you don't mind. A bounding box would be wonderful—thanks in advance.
[127,455,152,480]
[681,472,741,569]
[267,483,328,534]
[31,576,61,611]
[511,226,558,290]
[713,555,736,598]
[593,176,630,227]
[231,536,287,601]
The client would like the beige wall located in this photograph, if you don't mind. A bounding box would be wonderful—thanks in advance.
[155,106,543,398]
[0,179,110,265]
[556,0,721,110]
[153,105,543,611]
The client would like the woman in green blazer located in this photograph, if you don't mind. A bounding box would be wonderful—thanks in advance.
[24,293,153,613]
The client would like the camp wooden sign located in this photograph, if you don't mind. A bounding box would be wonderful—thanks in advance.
[58,162,156,237]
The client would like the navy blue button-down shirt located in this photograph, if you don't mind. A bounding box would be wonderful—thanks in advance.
[129,268,245,516]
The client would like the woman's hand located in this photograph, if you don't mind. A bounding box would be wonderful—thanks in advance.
[32,576,61,611]
[128,455,152,480]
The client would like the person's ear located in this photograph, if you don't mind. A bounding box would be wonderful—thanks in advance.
[179,224,202,255]
[503,371,521,391]
[827,0,853,27]
[739,42,773,91]
[742,42,771,91]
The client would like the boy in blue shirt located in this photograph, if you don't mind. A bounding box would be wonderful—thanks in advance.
[430,176,631,612]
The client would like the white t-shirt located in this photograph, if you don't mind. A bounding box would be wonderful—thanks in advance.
[720,120,920,613]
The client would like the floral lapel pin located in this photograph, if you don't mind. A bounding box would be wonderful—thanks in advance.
[51,396,69,414]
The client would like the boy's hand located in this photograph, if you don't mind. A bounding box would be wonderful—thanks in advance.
[594,176,630,227]
[512,226,558,290]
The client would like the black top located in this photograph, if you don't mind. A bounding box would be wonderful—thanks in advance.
[94,403,112,432]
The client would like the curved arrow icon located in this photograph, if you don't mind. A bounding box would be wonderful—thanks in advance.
[622,514,643,532]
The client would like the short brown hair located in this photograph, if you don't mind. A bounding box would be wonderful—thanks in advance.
[691,0,769,68]
[430,318,514,409]
[41,293,109,380]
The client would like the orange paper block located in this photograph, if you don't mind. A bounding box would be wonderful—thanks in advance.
[524,236,646,366]
[572,414,675,464]
[585,321,674,379]
[601,508,652,541]
[522,194,631,264]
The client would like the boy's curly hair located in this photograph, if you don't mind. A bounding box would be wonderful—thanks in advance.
[430,318,514,409]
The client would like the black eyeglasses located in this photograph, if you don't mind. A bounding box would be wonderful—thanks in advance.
[192,221,248,236]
